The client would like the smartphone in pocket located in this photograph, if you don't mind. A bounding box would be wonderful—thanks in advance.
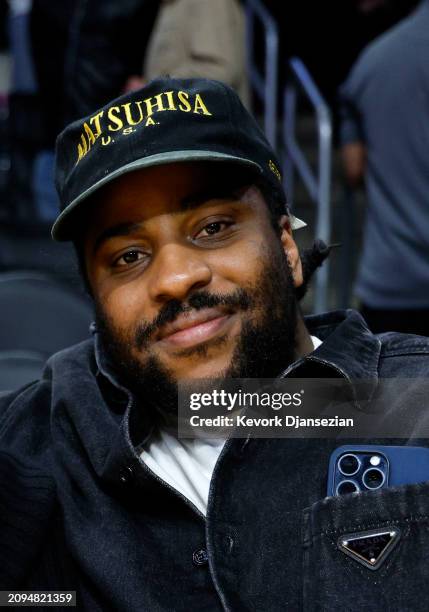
[327,445,429,497]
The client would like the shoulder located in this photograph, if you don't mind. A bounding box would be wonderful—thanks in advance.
[0,338,95,445]
[345,14,418,87]
[0,378,51,432]
[377,332,429,375]
[378,331,429,357]
[364,10,421,59]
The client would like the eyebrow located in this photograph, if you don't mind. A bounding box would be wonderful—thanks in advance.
[92,222,143,255]
[92,186,248,255]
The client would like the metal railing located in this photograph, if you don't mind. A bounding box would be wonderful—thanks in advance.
[282,57,332,313]
[245,0,278,147]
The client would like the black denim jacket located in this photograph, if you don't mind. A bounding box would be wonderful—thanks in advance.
[1,309,429,611]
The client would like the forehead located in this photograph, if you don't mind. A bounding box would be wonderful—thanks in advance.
[84,161,266,233]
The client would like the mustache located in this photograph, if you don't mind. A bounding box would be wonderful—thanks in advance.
[135,288,252,350]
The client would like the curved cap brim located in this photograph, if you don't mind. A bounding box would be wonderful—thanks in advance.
[51,150,306,241]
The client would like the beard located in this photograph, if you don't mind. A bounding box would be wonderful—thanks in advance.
[95,240,298,419]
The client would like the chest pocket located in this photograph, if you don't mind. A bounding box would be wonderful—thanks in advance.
[303,482,429,612]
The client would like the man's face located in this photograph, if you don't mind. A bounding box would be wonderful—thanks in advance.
[84,162,304,397]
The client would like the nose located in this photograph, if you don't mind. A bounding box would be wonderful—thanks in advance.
[147,243,212,303]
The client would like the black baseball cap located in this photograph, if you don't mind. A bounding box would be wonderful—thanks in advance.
[52,77,305,241]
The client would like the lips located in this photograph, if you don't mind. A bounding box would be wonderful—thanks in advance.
[155,308,234,349]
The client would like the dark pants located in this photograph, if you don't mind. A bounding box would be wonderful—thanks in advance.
[360,304,429,337]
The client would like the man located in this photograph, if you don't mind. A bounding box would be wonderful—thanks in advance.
[339,0,429,335]
[2,77,429,610]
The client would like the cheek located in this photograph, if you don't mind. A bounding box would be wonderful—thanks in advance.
[208,235,271,287]
[96,283,151,335]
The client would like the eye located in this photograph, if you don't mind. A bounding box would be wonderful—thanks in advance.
[195,220,232,239]
[114,249,147,267]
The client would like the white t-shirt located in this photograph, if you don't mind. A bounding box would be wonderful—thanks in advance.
[140,336,322,516]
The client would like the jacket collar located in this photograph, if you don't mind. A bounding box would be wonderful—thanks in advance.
[93,331,155,447]
[283,309,381,404]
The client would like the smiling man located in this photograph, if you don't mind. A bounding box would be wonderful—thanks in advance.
[3,78,429,611]
[82,163,311,387]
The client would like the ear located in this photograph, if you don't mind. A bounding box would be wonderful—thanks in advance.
[279,215,303,289]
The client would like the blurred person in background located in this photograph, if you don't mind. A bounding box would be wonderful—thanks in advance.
[65,0,159,122]
[66,0,249,120]
[6,0,38,221]
[29,0,76,223]
[3,0,76,225]
[0,0,9,212]
[130,0,250,107]
[339,0,429,335]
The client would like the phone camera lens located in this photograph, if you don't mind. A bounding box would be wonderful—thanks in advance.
[338,453,360,476]
[336,480,360,496]
[362,467,385,490]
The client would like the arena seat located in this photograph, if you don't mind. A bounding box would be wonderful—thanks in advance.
[0,349,46,392]
[0,271,93,390]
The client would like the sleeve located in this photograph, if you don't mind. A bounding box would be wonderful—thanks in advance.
[338,68,365,146]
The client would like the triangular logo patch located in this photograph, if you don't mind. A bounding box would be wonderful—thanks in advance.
[338,528,401,570]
